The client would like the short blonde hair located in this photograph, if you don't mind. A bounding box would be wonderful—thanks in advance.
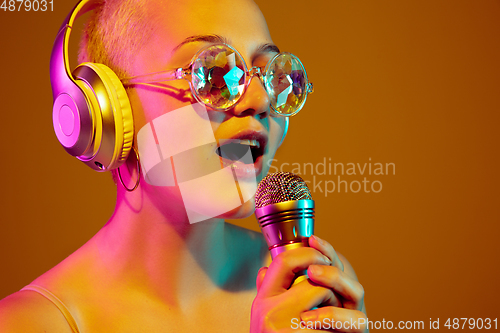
[78,0,157,78]
[77,0,158,181]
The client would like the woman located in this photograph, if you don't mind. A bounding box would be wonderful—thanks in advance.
[0,0,367,331]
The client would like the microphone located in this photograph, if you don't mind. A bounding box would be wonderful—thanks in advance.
[255,172,315,284]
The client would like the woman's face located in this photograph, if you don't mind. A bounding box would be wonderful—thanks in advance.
[127,0,286,223]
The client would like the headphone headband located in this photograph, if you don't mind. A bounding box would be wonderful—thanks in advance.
[50,0,98,100]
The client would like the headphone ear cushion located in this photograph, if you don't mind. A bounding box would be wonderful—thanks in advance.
[74,63,134,170]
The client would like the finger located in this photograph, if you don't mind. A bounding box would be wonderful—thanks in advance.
[309,235,344,272]
[288,278,343,309]
[256,267,268,292]
[307,265,365,310]
[259,248,332,297]
[300,307,368,333]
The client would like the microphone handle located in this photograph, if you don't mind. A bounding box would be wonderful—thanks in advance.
[255,199,315,286]
[272,240,311,285]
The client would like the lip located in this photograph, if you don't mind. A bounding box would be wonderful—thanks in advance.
[216,130,268,179]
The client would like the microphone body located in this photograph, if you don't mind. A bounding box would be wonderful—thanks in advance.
[255,199,315,259]
[255,172,315,284]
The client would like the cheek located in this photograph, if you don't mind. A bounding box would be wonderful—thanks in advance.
[129,85,202,151]
[206,110,227,135]
[131,85,193,122]
[132,99,249,224]
[267,116,287,155]
[259,116,286,179]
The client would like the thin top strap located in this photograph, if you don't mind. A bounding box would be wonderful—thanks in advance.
[21,285,81,333]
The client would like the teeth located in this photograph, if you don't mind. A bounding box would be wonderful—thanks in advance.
[234,139,260,148]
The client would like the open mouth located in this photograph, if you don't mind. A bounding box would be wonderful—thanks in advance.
[216,138,265,164]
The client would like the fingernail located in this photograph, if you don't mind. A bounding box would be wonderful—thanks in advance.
[312,235,324,245]
[301,311,318,322]
[309,264,324,275]
[322,255,332,265]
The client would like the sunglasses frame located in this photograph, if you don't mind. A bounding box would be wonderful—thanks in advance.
[121,43,313,116]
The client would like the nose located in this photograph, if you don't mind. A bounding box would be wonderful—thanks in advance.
[230,73,270,118]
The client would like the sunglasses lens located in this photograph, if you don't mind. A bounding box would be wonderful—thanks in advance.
[191,45,246,109]
[263,53,309,116]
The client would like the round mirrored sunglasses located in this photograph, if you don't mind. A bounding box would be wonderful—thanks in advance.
[122,43,313,116]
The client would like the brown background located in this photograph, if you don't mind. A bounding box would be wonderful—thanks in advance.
[1,0,499,327]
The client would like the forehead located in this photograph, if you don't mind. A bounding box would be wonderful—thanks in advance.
[137,0,274,70]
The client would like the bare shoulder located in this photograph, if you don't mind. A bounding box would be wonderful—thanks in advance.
[0,290,73,332]
[0,238,96,332]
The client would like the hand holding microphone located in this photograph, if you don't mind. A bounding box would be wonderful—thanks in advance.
[250,172,367,333]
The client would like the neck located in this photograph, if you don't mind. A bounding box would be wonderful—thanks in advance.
[92,185,257,307]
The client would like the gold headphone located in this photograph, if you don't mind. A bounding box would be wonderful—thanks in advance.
[50,0,133,171]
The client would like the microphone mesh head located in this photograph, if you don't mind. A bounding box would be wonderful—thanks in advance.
[255,172,312,208]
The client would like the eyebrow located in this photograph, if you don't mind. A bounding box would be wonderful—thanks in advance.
[172,34,281,62]
[172,34,230,52]
[252,43,280,63]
